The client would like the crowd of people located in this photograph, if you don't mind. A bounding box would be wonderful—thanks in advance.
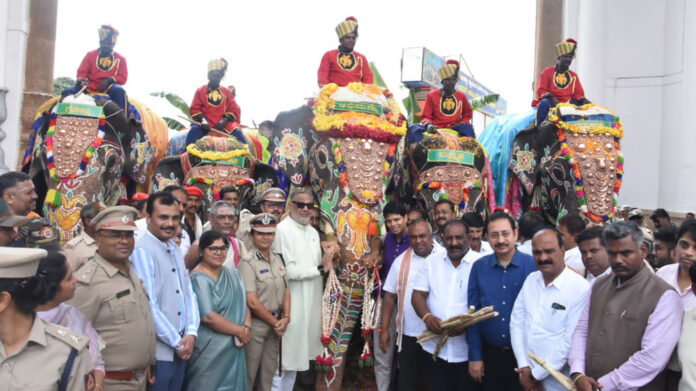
[3,13,696,391]
[1,163,696,391]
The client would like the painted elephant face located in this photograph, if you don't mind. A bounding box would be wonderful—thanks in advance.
[406,133,493,215]
[270,105,316,190]
[508,104,624,223]
[310,137,397,281]
[152,135,278,217]
[30,98,126,244]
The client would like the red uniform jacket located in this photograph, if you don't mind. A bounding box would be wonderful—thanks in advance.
[76,49,128,92]
[532,66,586,107]
[189,85,241,131]
[421,89,472,128]
[318,49,374,86]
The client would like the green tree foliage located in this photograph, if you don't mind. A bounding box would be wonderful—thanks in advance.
[150,91,190,130]
[53,77,75,96]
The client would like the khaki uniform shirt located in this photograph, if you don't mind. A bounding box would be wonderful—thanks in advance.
[64,230,97,270]
[68,253,156,372]
[239,250,287,312]
[0,317,93,391]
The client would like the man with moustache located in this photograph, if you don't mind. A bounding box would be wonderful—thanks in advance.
[510,228,589,391]
[653,226,677,269]
[69,206,156,390]
[0,172,38,217]
[576,226,611,285]
[412,220,480,390]
[381,218,442,391]
[569,221,682,391]
[271,189,335,390]
[182,186,203,242]
[467,210,537,391]
[462,212,493,256]
[432,199,455,246]
[657,220,696,311]
[185,201,245,269]
[134,185,191,256]
[237,188,286,251]
[131,192,200,391]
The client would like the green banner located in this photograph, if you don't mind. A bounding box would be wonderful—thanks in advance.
[56,103,103,118]
[201,156,246,167]
[333,101,383,116]
[427,149,475,165]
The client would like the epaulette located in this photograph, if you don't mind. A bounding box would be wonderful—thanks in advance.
[44,321,89,351]
[75,258,98,284]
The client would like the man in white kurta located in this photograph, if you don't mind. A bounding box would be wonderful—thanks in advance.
[271,190,325,391]
[510,228,590,391]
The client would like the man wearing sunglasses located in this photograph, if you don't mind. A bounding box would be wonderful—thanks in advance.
[271,189,336,390]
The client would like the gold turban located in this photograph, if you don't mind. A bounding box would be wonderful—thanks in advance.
[336,16,358,38]
[556,38,577,57]
[438,60,460,81]
[98,25,118,44]
[208,58,228,73]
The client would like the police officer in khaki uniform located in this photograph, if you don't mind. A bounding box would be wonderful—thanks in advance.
[239,213,291,391]
[0,247,95,391]
[63,202,103,270]
[237,188,287,251]
[68,206,156,391]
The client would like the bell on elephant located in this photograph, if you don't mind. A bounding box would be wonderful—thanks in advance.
[23,94,160,245]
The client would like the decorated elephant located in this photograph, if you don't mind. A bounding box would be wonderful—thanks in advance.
[23,94,162,244]
[267,105,317,204]
[309,82,406,390]
[394,128,496,216]
[151,135,278,218]
[504,103,624,224]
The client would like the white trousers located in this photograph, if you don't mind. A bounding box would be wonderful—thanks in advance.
[271,369,297,391]
[373,310,397,391]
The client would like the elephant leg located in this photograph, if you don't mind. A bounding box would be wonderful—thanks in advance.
[316,282,364,391]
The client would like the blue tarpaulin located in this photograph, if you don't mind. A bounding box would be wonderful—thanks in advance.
[478,110,536,205]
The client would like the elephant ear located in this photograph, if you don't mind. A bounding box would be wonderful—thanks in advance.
[508,124,541,196]
[151,156,184,192]
[121,121,154,185]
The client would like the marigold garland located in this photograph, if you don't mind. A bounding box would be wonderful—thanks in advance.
[45,112,106,183]
[186,143,250,162]
[548,102,624,139]
[313,82,407,142]
[549,108,624,223]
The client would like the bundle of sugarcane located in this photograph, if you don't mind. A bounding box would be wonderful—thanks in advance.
[416,306,498,360]
[528,352,576,391]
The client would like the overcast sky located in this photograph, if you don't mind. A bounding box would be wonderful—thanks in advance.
[54,0,537,127]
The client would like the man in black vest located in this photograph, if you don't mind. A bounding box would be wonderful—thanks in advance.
[568,221,682,391]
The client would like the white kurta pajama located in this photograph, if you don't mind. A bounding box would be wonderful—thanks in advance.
[272,217,323,371]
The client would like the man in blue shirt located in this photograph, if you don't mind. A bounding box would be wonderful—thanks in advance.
[132,192,200,391]
[467,210,537,391]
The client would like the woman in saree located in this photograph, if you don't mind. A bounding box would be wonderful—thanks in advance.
[184,230,252,391]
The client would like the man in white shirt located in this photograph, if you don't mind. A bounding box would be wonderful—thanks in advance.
[462,213,493,257]
[576,226,611,285]
[271,189,335,391]
[657,220,696,311]
[379,218,443,391]
[511,228,590,391]
[558,214,586,276]
[412,219,480,390]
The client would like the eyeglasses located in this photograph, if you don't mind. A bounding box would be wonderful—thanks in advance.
[262,201,285,209]
[206,246,229,254]
[292,201,314,210]
[98,231,135,240]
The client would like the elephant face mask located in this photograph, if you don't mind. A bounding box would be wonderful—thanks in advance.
[403,131,495,215]
[507,103,624,223]
[27,95,154,245]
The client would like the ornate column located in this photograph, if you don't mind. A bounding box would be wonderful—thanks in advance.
[18,0,57,168]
